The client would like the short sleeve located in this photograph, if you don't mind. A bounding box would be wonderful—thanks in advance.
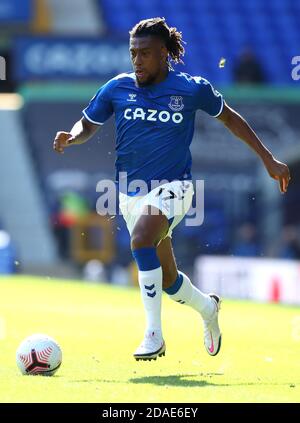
[82,79,115,125]
[194,77,224,117]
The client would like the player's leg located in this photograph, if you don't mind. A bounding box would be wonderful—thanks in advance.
[157,236,215,314]
[130,180,192,360]
[157,236,222,356]
[131,206,168,361]
[156,236,177,289]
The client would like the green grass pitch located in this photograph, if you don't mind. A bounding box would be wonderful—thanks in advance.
[0,275,299,403]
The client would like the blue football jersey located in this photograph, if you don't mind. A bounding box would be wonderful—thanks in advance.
[83,70,223,194]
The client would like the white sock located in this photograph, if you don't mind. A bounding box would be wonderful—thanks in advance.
[167,271,215,320]
[138,267,163,335]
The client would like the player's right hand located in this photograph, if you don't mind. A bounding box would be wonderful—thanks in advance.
[264,157,291,194]
[53,131,75,154]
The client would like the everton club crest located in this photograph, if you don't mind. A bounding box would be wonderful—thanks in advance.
[168,96,184,111]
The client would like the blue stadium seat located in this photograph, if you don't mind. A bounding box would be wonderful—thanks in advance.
[269,0,292,12]
[100,0,300,84]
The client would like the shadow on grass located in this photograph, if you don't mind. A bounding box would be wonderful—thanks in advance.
[72,373,298,389]
[129,373,224,387]
[129,374,299,389]
[71,373,223,385]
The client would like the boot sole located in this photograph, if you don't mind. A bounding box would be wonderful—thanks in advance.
[134,344,166,361]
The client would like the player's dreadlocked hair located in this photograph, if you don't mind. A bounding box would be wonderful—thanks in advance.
[129,17,185,69]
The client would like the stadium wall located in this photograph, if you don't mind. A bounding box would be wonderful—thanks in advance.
[195,255,300,305]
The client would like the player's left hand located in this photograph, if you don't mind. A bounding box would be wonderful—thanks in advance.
[264,157,291,194]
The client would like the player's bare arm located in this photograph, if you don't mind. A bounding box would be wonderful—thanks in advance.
[218,102,291,194]
[53,116,100,154]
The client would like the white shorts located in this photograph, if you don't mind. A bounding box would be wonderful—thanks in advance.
[119,180,194,240]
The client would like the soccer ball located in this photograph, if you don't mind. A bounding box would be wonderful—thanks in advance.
[16,334,62,376]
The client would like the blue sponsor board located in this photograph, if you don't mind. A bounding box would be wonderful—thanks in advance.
[13,37,132,81]
[0,0,32,22]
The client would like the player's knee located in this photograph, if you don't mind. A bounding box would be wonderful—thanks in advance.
[130,232,155,250]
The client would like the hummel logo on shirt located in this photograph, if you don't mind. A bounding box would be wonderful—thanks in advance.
[127,93,137,102]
